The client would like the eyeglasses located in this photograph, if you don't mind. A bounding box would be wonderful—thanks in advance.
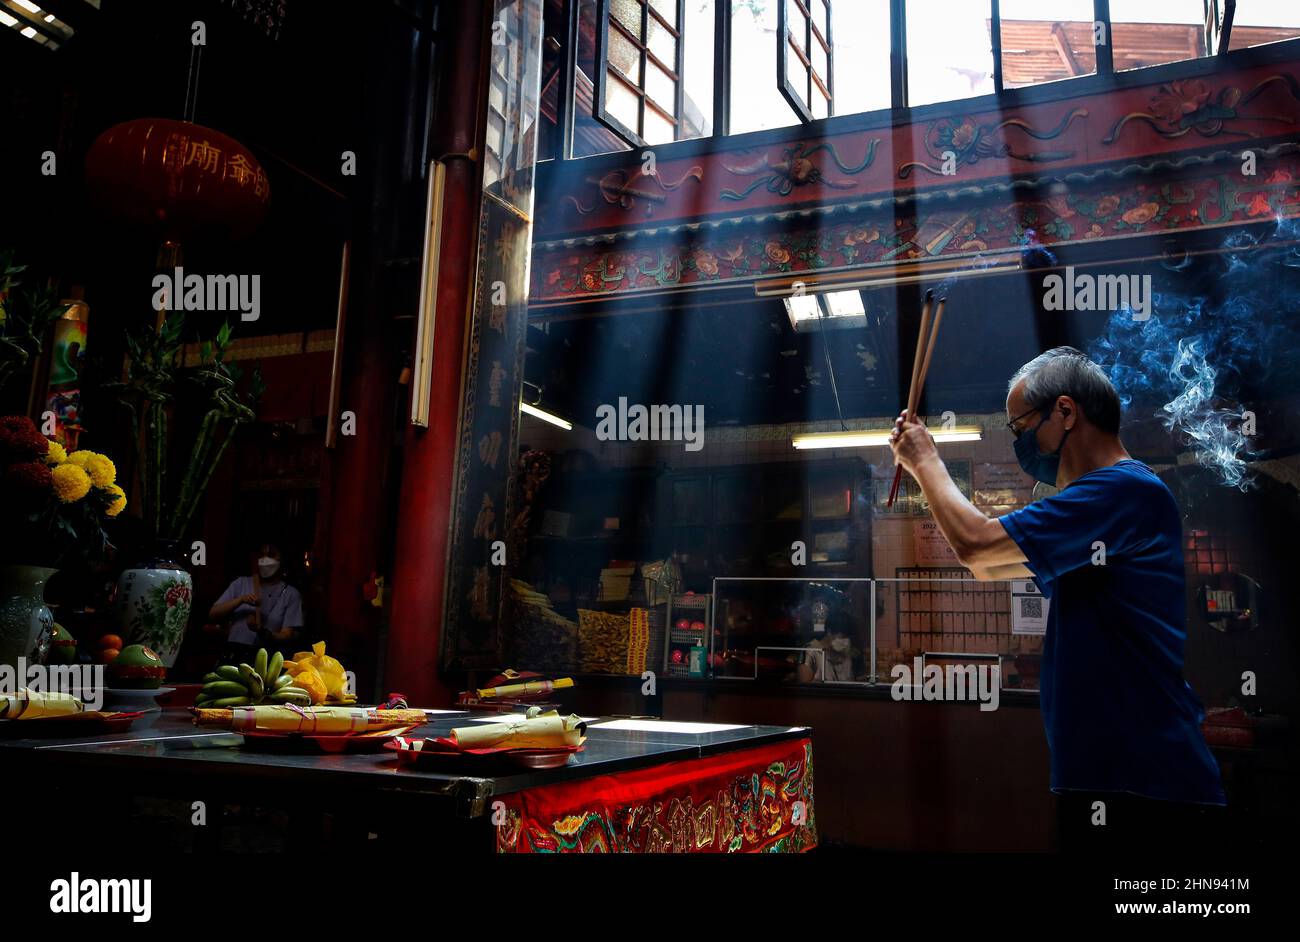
[1006,405,1047,439]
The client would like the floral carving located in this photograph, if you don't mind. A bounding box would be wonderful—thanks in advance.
[1103,74,1300,143]
[899,107,1088,178]
[720,140,880,200]
[565,165,704,216]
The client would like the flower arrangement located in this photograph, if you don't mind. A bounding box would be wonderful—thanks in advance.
[0,415,125,567]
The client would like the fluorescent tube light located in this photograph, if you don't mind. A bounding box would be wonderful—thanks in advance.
[520,402,573,431]
[791,426,983,450]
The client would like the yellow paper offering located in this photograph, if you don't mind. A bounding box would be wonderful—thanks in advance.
[193,705,426,734]
[0,689,85,720]
[449,709,586,749]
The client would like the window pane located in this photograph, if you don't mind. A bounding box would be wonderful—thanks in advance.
[643,102,676,143]
[574,0,633,157]
[608,26,642,81]
[906,0,994,106]
[812,86,829,119]
[786,40,808,105]
[813,0,829,35]
[730,0,800,134]
[832,0,891,116]
[787,0,807,56]
[611,0,643,40]
[646,12,677,64]
[1227,0,1300,50]
[998,0,1096,88]
[649,0,677,28]
[646,59,677,112]
[811,32,828,78]
[681,0,714,137]
[606,70,642,132]
[1109,0,1206,69]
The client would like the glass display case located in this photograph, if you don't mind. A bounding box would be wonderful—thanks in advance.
[712,577,874,684]
[707,574,1042,690]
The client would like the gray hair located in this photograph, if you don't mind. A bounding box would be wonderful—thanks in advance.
[1008,346,1121,434]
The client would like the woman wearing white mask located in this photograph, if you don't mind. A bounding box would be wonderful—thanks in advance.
[209,542,304,663]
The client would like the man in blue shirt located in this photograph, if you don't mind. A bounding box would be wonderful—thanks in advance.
[889,346,1225,852]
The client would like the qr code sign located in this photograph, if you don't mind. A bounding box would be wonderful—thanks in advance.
[1019,597,1043,619]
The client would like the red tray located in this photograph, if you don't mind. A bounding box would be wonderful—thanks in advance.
[0,711,142,736]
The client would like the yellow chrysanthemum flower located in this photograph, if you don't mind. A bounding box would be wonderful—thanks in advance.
[103,483,127,517]
[51,463,91,503]
[45,440,67,465]
[67,450,115,487]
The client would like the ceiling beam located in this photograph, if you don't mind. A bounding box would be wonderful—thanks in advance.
[1050,21,1084,76]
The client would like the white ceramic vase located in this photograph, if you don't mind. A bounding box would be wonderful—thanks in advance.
[115,544,192,668]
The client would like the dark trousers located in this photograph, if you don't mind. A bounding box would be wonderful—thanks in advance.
[1055,790,1227,854]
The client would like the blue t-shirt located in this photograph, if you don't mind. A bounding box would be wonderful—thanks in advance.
[999,460,1225,805]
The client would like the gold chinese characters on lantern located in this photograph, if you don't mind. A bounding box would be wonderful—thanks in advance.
[84,118,271,240]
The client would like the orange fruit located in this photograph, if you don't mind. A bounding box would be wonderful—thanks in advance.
[100,647,121,664]
[98,634,124,650]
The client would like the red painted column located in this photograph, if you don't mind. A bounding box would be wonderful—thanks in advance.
[384,0,489,706]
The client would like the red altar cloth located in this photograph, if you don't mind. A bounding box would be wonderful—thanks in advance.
[495,737,816,853]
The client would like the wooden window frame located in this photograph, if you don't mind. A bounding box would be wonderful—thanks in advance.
[778,0,835,123]
[593,0,687,148]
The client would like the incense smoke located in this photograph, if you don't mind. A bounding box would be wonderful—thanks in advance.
[1088,217,1300,491]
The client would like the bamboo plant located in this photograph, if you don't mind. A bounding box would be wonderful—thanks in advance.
[111,316,264,543]
[0,250,70,393]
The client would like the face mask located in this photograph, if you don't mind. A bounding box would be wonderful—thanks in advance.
[1013,410,1071,487]
[831,637,850,652]
[257,557,280,578]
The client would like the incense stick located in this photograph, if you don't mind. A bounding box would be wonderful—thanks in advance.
[887,292,945,508]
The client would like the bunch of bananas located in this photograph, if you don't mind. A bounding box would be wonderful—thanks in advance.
[195,649,311,708]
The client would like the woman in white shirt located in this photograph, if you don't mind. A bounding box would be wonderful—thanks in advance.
[209,543,303,663]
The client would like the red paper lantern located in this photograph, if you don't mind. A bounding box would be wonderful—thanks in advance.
[84,118,270,239]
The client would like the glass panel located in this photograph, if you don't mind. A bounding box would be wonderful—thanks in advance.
[813,0,830,35]
[1109,0,1206,70]
[443,0,544,664]
[714,578,873,684]
[572,65,633,157]
[607,25,642,81]
[905,0,994,106]
[610,0,643,40]
[811,87,830,119]
[811,33,828,78]
[645,60,676,112]
[646,12,677,65]
[998,0,1096,87]
[830,0,890,115]
[786,40,807,105]
[1229,0,1300,50]
[605,70,642,131]
[643,101,677,142]
[730,0,801,133]
[649,0,677,28]
[681,0,714,137]
[786,0,806,56]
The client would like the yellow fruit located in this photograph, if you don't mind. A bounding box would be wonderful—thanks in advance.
[290,662,328,704]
